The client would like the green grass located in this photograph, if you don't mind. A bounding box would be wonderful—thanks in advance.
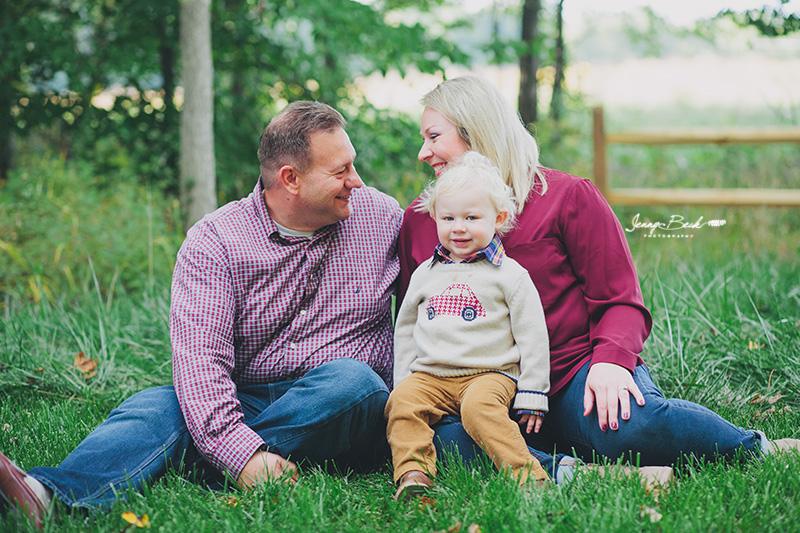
[2,127,800,531]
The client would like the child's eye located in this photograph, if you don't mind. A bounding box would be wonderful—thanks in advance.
[443,216,454,221]
[466,216,478,221]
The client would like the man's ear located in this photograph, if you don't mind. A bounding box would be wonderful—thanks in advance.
[495,210,509,230]
[277,165,301,195]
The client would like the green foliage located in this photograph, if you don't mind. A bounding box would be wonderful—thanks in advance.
[0,154,184,302]
[3,0,469,202]
[721,1,800,37]
[210,0,467,201]
[345,104,431,208]
[1,0,181,188]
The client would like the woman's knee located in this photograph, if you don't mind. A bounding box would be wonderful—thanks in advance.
[591,397,678,460]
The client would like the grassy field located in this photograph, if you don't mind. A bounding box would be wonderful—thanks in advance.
[2,126,800,531]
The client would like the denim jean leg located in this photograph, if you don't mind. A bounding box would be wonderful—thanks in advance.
[28,386,207,509]
[432,415,560,479]
[528,361,761,466]
[241,358,390,470]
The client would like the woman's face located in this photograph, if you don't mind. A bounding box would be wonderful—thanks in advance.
[418,108,469,178]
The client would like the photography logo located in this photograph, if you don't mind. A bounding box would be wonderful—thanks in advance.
[624,214,727,238]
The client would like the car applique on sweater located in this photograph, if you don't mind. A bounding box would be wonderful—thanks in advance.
[426,284,486,322]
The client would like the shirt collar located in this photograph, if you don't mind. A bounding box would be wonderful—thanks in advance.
[254,178,336,244]
[432,234,505,266]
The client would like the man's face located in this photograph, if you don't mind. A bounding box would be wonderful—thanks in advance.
[296,128,363,230]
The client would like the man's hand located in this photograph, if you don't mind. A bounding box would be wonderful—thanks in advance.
[237,450,298,489]
[518,413,544,434]
[583,362,645,431]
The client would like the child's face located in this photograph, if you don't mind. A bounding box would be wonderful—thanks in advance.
[434,186,507,262]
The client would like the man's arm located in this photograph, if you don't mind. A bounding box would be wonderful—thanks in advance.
[170,222,265,480]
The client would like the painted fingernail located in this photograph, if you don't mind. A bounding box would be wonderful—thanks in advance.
[622,413,629,420]
[610,422,618,430]
[601,424,608,431]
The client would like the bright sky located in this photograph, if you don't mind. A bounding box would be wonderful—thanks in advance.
[468,0,800,27]
[568,0,799,26]
[363,0,800,112]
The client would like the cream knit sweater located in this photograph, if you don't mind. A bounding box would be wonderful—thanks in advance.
[394,256,550,412]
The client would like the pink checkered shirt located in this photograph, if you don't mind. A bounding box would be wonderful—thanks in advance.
[170,181,403,477]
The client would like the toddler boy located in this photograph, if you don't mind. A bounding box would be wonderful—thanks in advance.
[386,151,551,501]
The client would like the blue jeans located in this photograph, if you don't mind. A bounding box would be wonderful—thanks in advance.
[29,358,390,509]
[433,361,760,473]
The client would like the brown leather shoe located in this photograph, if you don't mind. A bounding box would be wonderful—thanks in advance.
[0,452,45,530]
[393,470,433,502]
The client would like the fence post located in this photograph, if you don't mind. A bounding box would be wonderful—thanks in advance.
[592,106,608,198]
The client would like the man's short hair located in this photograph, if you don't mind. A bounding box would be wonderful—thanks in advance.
[258,101,346,189]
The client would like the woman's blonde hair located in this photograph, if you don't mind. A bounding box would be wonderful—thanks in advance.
[420,75,546,209]
[416,151,517,235]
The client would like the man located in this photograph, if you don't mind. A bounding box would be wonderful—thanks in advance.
[0,101,403,529]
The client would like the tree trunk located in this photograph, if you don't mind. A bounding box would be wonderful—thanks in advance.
[551,0,565,125]
[159,19,179,196]
[518,0,541,126]
[0,89,12,182]
[179,0,217,231]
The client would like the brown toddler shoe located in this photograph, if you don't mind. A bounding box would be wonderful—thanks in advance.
[394,470,434,502]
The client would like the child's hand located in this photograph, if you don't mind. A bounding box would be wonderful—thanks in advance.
[517,412,544,434]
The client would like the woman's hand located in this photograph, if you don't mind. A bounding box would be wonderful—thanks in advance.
[583,362,645,431]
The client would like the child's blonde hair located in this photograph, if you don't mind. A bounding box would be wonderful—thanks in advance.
[416,151,517,235]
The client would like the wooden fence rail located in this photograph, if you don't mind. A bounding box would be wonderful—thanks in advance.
[592,106,800,206]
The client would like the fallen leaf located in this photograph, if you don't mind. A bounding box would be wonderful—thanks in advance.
[221,496,239,507]
[74,352,97,379]
[2,423,11,432]
[751,393,783,405]
[418,496,437,510]
[33,367,44,373]
[467,524,482,533]
[122,511,151,528]
[747,340,765,350]
[433,522,461,533]
[639,505,662,523]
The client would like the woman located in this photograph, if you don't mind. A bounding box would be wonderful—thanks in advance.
[398,75,798,474]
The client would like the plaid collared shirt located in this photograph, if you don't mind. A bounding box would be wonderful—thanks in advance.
[170,181,403,478]
[432,234,505,265]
